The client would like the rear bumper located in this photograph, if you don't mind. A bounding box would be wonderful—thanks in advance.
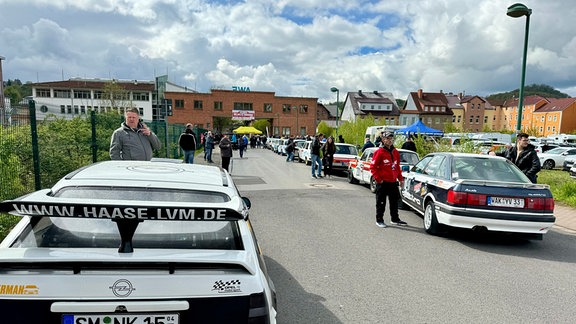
[436,204,555,234]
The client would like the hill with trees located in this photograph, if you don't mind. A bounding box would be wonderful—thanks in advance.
[486,84,570,101]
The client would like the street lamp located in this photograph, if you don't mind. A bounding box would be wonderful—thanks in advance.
[292,105,299,137]
[507,3,532,132]
[330,87,339,135]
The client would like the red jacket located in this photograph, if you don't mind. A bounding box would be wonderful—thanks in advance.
[370,146,403,183]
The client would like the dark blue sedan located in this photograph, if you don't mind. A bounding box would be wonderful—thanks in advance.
[401,153,556,239]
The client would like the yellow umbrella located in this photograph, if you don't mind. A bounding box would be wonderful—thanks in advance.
[233,126,262,135]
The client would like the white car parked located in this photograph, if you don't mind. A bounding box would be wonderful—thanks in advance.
[538,147,576,169]
[0,161,277,323]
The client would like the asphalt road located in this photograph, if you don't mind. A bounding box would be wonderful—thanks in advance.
[228,148,576,324]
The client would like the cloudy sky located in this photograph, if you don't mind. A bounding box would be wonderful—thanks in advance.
[1,0,575,102]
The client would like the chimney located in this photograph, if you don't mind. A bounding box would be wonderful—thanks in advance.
[417,89,423,99]
[458,92,462,99]
[358,90,362,96]
[373,90,379,95]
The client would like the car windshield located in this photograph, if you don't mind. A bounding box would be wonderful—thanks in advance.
[336,145,358,155]
[11,217,242,250]
[452,156,530,182]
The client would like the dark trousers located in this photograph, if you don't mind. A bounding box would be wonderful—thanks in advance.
[323,156,333,176]
[375,181,400,222]
[221,156,231,172]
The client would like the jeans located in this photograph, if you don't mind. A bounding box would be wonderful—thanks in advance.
[183,150,195,164]
[286,151,294,162]
[205,147,213,162]
[375,181,400,222]
[311,154,323,176]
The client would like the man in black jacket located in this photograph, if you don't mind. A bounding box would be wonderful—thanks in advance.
[178,123,197,164]
[492,132,540,183]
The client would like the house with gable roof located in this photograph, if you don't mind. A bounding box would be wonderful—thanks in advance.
[444,92,489,132]
[401,89,453,131]
[339,90,400,125]
[533,98,576,136]
[501,95,549,132]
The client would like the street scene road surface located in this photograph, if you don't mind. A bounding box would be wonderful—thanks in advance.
[201,148,576,323]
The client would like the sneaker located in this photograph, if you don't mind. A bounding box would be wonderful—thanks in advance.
[317,175,323,178]
[312,175,317,179]
[376,222,387,228]
[391,220,408,226]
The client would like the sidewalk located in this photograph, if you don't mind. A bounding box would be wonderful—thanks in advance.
[195,149,576,234]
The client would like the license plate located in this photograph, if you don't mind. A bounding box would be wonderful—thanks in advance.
[487,196,524,208]
[62,313,178,324]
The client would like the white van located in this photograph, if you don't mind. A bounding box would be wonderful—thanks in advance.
[365,125,405,143]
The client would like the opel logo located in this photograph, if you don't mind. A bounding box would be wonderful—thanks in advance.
[109,279,136,297]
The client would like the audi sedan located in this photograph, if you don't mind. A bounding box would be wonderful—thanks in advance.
[401,153,555,239]
[0,161,277,323]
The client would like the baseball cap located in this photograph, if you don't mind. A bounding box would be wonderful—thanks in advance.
[383,131,394,138]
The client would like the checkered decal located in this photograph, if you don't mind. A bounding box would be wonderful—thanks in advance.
[212,280,241,291]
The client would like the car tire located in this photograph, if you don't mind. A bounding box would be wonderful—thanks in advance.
[348,170,359,184]
[370,177,377,193]
[543,159,555,170]
[424,200,440,235]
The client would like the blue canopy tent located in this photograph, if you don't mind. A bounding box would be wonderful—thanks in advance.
[394,120,444,136]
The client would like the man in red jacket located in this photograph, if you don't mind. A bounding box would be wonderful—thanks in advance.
[370,132,407,228]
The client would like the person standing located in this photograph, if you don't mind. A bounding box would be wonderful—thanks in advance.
[491,132,541,183]
[204,131,215,163]
[285,136,295,162]
[361,137,375,152]
[338,134,345,143]
[238,134,247,158]
[370,132,407,228]
[322,136,336,178]
[178,123,197,164]
[110,107,161,161]
[310,133,324,178]
[401,135,417,152]
[219,134,233,172]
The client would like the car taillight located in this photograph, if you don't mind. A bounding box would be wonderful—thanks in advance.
[248,292,270,324]
[446,190,486,206]
[525,197,555,211]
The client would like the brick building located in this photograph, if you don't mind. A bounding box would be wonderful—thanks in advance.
[165,89,318,137]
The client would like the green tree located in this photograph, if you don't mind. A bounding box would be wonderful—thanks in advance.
[317,121,334,138]
[252,119,270,134]
[99,81,131,111]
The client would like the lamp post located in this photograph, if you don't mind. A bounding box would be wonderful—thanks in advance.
[292,105,299,137]
[330,87,339,135]
[507,3,532,132]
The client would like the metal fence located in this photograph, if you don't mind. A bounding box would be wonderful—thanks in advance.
[0,101,203,201]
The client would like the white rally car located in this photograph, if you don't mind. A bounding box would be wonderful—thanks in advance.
[0,161,276,324]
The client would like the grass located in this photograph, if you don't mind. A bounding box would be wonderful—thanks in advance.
[1,169,574,242]
[538,169,576,208]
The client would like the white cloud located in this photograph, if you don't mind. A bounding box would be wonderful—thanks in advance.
[1,0,575,101]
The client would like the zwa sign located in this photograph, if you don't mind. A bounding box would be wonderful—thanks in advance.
[232,86,251,92]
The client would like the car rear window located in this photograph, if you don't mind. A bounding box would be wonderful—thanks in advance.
[336,145,358,155]
[11,217,243,250]
[54,187,230,203]
[453,157,529,182]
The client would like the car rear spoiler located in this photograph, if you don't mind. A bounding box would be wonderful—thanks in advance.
[456,179,550,190]
[1,190,249,254]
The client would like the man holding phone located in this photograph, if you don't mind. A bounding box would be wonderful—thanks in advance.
[110,107,161,160]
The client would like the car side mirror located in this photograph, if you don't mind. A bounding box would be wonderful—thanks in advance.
[242,197,252,209]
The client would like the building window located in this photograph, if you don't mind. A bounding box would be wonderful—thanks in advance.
[214,101,223,111]
[282,104,291,113]
[553,115,557,122]
[273,126,279,136]
[175,99,184,108]
[263,103,273,112]
[484,116,488,123]
[67,105,72,114]
[133,92,149,101]
[94,91,103,99]
[457,116,461,123]
[74,90,91,99]
[234,102,253,110]
[60,105,65,113]
[282,127,290,136]
[55,90,71,98]
[37,88,50,97]
[81,106,86,114]
[300,105,308,113]
[194,100,203,110]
